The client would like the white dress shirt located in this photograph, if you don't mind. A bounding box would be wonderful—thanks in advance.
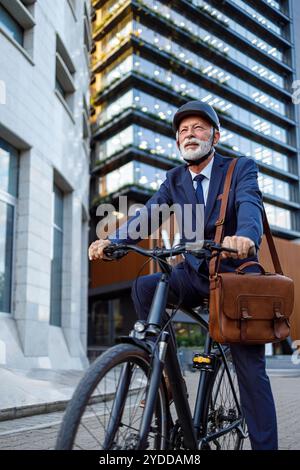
[189,156,214,205]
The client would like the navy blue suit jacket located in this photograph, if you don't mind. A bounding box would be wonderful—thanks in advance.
[109,153,264,274]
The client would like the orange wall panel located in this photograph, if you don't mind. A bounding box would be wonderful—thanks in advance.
[259,237,300,341]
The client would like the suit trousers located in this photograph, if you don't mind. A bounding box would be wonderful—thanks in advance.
[131,261,278,450]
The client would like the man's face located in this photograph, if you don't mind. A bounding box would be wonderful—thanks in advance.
[177,115,220,160]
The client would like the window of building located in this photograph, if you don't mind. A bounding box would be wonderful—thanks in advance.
[0,0,35,57]
[100,0,128,23]
[93,0,128,37]
[99,15,132,59]
[133,25,285,94]
[92,298,124,349]
[50,184,64,326]
[67,0,77,20]
[98,125,134,161]
[82,93,90,142]
[220,129,288,171]
[191,0,284,61]
[264,203,291,230]
[100,53,133,91]
[88,294,134,359]
[55,34,76,115]
[0,138,18,314]
[0,3,23,45]
[83,1,92,56]
[230,0,281,35]
[99,160,166,196]
[98,89,133,126]
[266,0,281,11]
[134,6,285,89]
[258,174,290,201]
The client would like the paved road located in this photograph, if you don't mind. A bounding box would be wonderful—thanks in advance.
[0,371,299,450]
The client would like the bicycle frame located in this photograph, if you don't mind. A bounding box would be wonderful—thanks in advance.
[133,258,244,450]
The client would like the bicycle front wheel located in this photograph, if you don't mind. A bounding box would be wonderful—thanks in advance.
[201,346,248,450]
[56,343,168,450]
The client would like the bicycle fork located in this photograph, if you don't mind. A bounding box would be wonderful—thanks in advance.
[138,331,169,449]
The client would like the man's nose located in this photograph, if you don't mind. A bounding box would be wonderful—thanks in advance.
[186,130,196,139]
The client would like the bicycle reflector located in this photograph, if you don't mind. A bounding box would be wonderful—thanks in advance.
[192,353,215,372]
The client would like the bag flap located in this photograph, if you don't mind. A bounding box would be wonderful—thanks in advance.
[219,273,294,321]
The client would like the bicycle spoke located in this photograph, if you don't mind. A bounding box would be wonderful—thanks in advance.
[64,350,166,450]
[205,351,247,450]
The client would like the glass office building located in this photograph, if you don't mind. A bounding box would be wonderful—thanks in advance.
[89,0,300,354]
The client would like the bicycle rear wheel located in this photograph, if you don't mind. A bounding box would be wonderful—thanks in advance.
[56,343,168,450]
[201,347,248,450]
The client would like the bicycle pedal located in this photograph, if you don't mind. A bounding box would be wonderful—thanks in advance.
[192,353,215,371]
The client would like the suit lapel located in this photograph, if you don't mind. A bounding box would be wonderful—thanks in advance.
[204,154,226,228]
[177,154,227,232]
[181,166,198,206]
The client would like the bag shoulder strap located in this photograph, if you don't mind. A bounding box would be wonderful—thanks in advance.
[262,207,283,275]
[209,158,237,278]
[209,157,284,277]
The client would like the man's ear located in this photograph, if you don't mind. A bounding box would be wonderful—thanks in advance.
[176,139,180,149]
[213,130,220,146]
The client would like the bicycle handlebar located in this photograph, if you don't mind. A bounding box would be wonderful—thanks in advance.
[103,240,256,260]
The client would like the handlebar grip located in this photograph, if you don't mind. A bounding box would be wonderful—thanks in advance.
[103,244,128,260]
[248,245,256,257]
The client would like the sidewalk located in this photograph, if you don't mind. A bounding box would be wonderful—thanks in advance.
[0,367,84,421]
[0,364,300,450]
[0,356,299,450]
[0,355,299,421]
[185,363,300,451]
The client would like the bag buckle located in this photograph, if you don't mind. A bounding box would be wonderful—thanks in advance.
[215,218,224,226]
[241,307,252,320]
[274,303,284,320]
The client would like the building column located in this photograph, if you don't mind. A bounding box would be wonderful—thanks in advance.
[61,192,87,359]
[14,151,53,356]
[80,211,89,354]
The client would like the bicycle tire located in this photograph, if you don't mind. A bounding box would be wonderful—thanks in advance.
[56,343,168,450]
[200,347,248,450]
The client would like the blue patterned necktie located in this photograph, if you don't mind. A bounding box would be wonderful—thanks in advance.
[193,174,206,208]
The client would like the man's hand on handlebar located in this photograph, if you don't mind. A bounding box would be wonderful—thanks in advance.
[88,237,256,262]
[88,239,112,261]
[221,235,255,260]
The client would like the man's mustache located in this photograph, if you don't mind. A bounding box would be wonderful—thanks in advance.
[182,138,202,149]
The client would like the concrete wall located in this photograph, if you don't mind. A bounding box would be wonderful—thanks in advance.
[0,0,90,369]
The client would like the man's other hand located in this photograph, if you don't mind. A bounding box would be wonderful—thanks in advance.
[221,235,255,259]
[89,239,112,261]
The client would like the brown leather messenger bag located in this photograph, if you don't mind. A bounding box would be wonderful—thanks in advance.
[209,158,294,344]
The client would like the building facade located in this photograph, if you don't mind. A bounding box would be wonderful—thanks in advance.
[89,0,300,355]
[0,0,91,369]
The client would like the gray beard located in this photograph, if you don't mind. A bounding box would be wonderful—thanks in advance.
[180,136,213,161]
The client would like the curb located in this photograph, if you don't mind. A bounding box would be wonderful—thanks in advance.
[0,400,69,422]
[0,386,141,422]
[266,368,300,377]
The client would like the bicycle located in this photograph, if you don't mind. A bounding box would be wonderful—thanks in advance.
[56,240,249,450]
